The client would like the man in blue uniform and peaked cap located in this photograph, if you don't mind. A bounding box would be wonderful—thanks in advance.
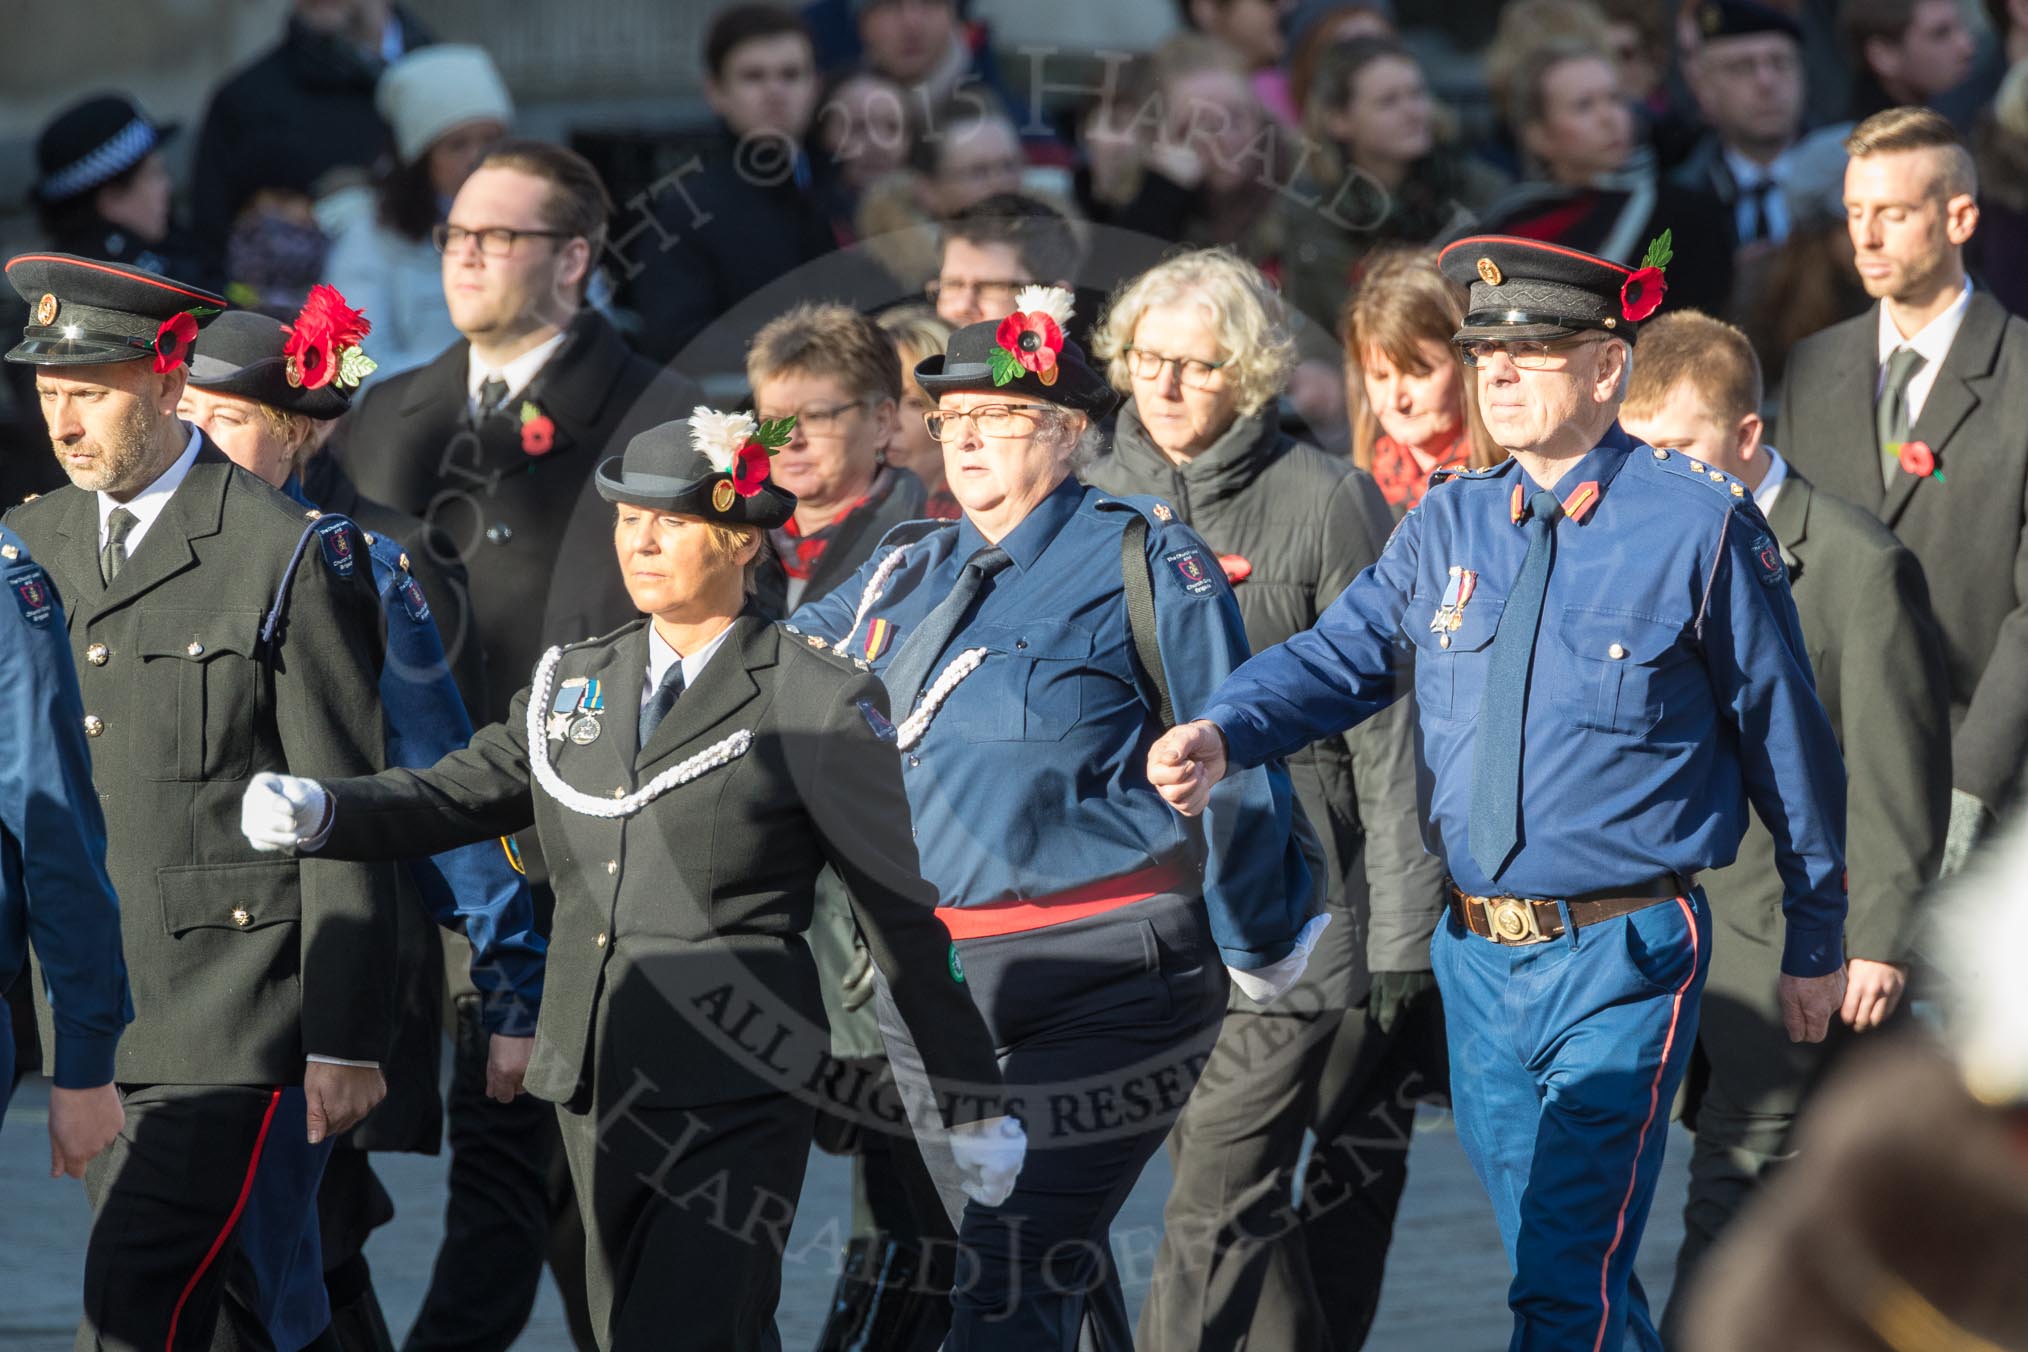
[1148,233,1850,1351]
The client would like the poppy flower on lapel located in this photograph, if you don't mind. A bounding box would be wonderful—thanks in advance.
[1897,440,1943,483]
[1619,230,1673,322]
[284,284,374,390]
[519,401,556,456]
[151,311,199,372]
[989,285,1074,387]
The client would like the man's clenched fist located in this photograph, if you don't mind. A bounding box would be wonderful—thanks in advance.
[1146,720,1229,816]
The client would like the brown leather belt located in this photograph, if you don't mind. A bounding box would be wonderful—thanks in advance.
[1449,874,1690,946]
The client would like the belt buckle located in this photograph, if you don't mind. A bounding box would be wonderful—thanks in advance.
[1485,897,1549,946]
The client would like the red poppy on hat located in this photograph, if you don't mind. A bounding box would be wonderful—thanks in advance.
[151,311,199,372]
[989,286,1075,388]
[284,284,374,391]
[1620,230,1673,323]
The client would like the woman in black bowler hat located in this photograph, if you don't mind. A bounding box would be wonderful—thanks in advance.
[240,410,1017,1350]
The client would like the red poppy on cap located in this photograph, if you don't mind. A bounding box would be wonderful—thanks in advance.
[152,311,198,372]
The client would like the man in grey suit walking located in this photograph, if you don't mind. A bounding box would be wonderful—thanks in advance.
[1773,106,2028,869]
[1624,309,1952,1338]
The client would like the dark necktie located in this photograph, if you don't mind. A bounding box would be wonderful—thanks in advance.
[881,545,1013,712]
[101,506,138,587]
[1468,489,1562,880]
[638,661,685,748]
[1739,177,1774,244]
[476,376,510,423]
[1876,346,1927,489]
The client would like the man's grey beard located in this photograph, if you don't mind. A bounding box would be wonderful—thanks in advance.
[55,399,169,496]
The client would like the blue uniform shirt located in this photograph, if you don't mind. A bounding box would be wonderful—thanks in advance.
[790,477,1311,969]
[1201,427,1849,977]
[0,525,130,1096]
[285,485,545,1034]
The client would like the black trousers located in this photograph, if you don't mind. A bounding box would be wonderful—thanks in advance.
[402,991,595,1352]
[78,1084,293,1352]
[878,890,1229,1352]
[1137,990,1446,1352]
[556,1085,817,1350]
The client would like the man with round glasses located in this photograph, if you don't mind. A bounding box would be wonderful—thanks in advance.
[1147,234,1848,1351]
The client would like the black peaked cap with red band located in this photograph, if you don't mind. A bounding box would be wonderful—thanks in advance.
[5,252,226,367]
[1437,236,1656,343]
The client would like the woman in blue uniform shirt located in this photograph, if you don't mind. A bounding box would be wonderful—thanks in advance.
[790,286,1322,1351]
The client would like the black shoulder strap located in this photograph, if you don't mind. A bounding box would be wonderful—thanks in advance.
[1120,515,1176,729]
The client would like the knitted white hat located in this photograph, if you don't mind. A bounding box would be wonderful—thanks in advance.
[375,45,514,165]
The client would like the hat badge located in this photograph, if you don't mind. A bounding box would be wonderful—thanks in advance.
[711,479,737,512]
[1476,257,1503,286]
[34,293,57,327]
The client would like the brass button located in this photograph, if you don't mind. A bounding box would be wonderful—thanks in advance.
[1439,633,1452,650]
[605,859,618,875]
[1651,448,1668,460]
[1608,643,1628,660]
[185,640,204,657]
[1709,471,1725,482]
[594,931,608,948]
[83,714,103,737]
[231,907,252,929]
[397,552,411,572]
[362,531,377,546]
[85,643,109,666]
[1729,483,1745,497]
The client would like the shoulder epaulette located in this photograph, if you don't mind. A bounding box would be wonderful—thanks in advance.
[1634,446,1761,514]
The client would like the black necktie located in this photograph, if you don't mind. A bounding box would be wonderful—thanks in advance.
[881,545,1013,712]
[639,661,685,747]
[1468,490,1562,880]
[1739,177,1774,244]
[476,376,510,422]
[101,506,138,586]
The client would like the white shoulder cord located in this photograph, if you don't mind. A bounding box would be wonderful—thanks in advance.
[894,647,988,751]
[524,646,751,819]
[831,546,911,657]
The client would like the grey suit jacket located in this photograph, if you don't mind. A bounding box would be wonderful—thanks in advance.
[1772,291,2028,812]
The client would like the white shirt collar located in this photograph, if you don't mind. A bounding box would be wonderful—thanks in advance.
[466,329,569,408]
[1877,279,1974,366]
[99,423,202,552]
[644,621,736,705]
[1721,144,1790,188]
[1753,445,1789,515]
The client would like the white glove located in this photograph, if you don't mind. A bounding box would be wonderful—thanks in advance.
[1227,913,1332,1007]
[241,772,331,853]
[949,1114,1027,1207]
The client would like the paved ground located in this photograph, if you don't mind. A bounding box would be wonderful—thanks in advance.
[0,1078,1690,1350]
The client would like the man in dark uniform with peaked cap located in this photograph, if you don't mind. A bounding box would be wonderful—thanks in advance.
[1150,235,1850,1351]
[1,253,398,1351]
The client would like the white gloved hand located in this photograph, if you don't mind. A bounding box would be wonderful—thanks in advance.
[241,772,331,853]
[949,1114,1027,1207]
[1227,913,1332,1007]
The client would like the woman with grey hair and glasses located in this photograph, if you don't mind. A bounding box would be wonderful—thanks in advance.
[789,284,1321,1351]
[1087,246,1451,1350]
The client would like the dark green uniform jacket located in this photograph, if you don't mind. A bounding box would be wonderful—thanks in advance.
[315,612,1003,1118]
[5,441,397,1082]
[1085,404,1448,1009]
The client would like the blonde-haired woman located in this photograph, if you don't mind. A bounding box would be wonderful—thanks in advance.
[1086,247,1450,1350]
[1342,247,1505,515]
[876,305,959,518]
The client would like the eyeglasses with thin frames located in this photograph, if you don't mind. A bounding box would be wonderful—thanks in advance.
[1123,346,1229,390]
[923,403,1053,442]
[432,224,575,257]
[752,399,864,437]
[1452,335,1607,369]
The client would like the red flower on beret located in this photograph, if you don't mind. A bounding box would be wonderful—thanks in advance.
[732,440,771,496]
[1897,440,1937,479]
[152,312,198,373]
[284,284,372,391]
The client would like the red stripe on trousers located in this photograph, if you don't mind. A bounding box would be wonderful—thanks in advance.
[163,1087,283,1352]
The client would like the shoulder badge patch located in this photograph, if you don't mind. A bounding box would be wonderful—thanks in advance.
[398,572,430,622]
[1164,547,1217,597]
[313,516,359,579]
[8,564,54,626]
[858,698,897,742]
[1752,532,1786,586]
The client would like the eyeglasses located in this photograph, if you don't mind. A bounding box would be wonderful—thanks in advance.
[432,224,575,257]
[924,403,1052,441]
[1453,335,1605,369]
[1124,346,1229,390]
[924,278,1028,309]
[753,399,862,437]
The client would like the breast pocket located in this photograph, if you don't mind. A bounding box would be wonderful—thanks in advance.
[937,620,1093,743]
[1553,606,1691,736]
[1403,593,1505,719]
[136,609,264,781]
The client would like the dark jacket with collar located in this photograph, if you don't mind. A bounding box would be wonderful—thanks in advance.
[1690,463,1948,1123]
[1772,290,2028,812]
[191,7,434,257]
[315,611,1003,1116]
[4,442,398,1081]
[1083,405,1448,1005]
[335,307,699,726]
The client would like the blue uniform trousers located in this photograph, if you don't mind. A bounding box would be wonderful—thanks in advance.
[1431,890,1711,1352]
[877,890,1228,1352]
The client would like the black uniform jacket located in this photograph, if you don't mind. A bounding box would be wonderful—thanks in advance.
[1773,291,2028,813]
[5,441,397,1082]
[316,613,1004,1119]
